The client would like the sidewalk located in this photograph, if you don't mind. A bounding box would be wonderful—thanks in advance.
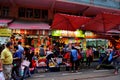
[26,61,116,80]
[26,69,119,80]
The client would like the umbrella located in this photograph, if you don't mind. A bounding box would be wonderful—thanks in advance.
[51,13,91,31]
[81,12,120,33]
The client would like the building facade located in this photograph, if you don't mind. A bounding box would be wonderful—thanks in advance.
[0,0,120,22]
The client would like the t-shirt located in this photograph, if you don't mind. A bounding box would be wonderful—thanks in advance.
[14,50,22,59]
[1,48,13,64]
[18,45,24,54]
[71,49,78,61]
[86,49,93,57]
[46,51,53,57]
[39,47,45,56]
[64,52,70,59]
[46,51,54,60]
[100,49,106,54]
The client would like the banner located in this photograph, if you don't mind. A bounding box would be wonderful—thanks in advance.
[52,30,85,38]
[0,28,11,36]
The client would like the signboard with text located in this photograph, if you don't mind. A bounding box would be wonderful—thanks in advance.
[0,28,11,36]
[52,30,85,38]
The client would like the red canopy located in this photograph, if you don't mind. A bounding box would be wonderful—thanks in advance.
[0,19,12,24]
[9,21,50,30]
[51,13,91,31]
[81,12,120,33]
[0,19,13,26]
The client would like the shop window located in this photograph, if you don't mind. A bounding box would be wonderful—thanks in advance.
[42,10,48,19]
[1,6,9,17]
[26,8,33,18]
[18,8,26,17]
[18,7,48,19]
[34,9,40,18]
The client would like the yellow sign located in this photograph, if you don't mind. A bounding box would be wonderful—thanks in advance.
[85,31,96,38]
[52,30,85,38]
[0,28,11,36]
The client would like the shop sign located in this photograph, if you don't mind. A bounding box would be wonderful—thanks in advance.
[52,30,61,36]
[52,30,85,38]
[85,31,96,38]
[0,28,11,36]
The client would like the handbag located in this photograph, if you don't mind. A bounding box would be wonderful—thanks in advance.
[21,60,30,67]
[108,53,113,62]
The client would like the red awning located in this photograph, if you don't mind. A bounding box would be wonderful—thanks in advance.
[81,12,120,33]
[51,13,91,31]
[0,19,13,26]
[9,21,50,30]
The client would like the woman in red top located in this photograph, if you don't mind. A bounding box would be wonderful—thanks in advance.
[86,46,93,67]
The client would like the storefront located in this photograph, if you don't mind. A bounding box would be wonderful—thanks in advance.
[12,29,50,46]
[9,21,51,54]
[51,30,85,48]
[85,31,109,48]
[51,30,109,47]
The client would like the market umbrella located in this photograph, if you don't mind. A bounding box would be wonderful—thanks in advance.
[51,13,91,31]
[81,12,120,33]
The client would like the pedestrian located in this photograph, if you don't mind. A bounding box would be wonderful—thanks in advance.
[86,46,93,67]
[12,45,22,79]
[113,49,120,74]
[39,45,45,57]
[1,42,13,80]
[99,47,106,64]
[46,48,54,70]
[18,41,24,55]
[70,46,79,72]
[21,47,31,80]
[80,48,85,64]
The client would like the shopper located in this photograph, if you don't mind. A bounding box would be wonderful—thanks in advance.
[80,48,85,64]
[18,41,24,55]
[113,49,120,74]
[70,46,79,72]
[86,46,93,67]
[12,45,22,79]
[21,47,31,80]
[46,48,54,70]
[99,47,106,64]
[39,45,45,57]
[1,42,13,80]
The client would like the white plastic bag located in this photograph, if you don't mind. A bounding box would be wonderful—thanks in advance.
[0,72,5,80]
[22,60,30,67]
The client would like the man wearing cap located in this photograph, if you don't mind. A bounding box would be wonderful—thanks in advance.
[1,42,13,80]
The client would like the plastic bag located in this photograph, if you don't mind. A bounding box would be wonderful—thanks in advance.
[22,60,30,67]
[0,72,5,80]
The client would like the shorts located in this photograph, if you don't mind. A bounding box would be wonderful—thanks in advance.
[3,64,12,80]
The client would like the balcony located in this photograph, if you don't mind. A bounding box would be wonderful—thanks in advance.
[67,0,120,9]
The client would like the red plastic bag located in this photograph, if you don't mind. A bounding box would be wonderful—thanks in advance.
[77,53,82,60]
[32,60,37,68]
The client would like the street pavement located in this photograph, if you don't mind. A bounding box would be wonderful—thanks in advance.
[26,62,120,80]
[27,69,120,80]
